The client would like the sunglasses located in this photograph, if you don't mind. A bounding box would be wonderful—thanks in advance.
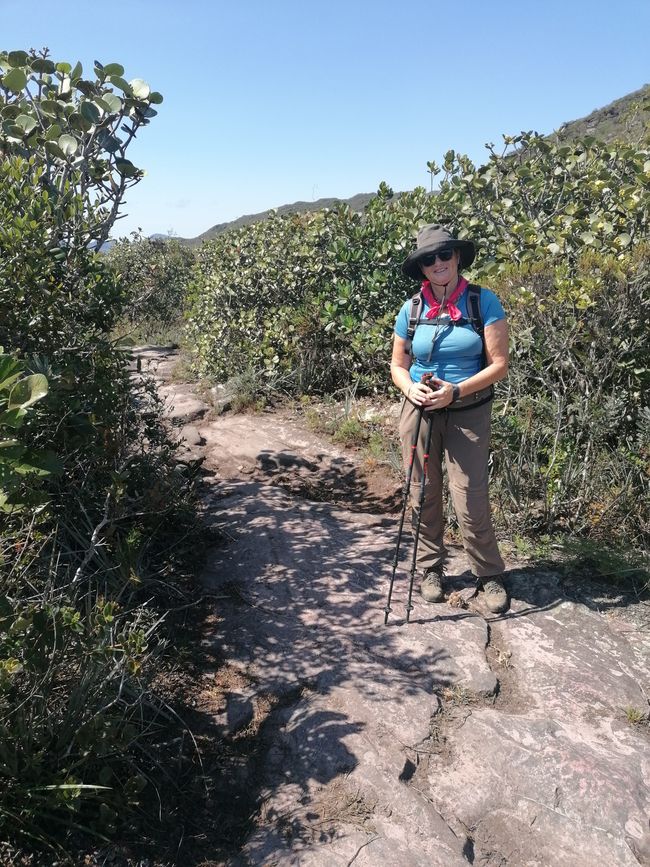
[419,249,455,267]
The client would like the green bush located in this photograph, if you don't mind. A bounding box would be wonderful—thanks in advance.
[106,234,196,343]
[0,49,206,856]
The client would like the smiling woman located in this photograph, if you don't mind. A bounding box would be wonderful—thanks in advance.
[390,224,510,614]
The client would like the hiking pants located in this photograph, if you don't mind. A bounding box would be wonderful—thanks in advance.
[399,398,505,578]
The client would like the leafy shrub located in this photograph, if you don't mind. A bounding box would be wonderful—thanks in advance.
[0,49,206,856]
[106,234,196,343]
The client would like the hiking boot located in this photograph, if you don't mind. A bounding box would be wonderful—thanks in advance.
[480,576,509,614]
[420,566,445,603]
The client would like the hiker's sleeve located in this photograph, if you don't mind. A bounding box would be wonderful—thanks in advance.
[394,300,410,339]
[482,289,506,326]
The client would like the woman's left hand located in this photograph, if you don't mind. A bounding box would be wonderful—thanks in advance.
[420,374,454,409]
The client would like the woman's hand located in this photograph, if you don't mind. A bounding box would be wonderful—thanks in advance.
[407,375,454,409]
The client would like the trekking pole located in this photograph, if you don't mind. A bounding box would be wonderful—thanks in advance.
[383,407,423,625]
[405,411,434,622]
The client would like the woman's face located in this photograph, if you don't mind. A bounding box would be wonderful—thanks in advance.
[420,249,460,288]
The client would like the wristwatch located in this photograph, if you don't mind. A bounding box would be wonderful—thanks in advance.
[451,384,461,403]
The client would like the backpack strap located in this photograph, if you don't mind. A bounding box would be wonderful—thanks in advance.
[465,283,488,369]
[406,291,423,341]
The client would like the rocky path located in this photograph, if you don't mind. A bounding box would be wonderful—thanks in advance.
[140,348,650,867]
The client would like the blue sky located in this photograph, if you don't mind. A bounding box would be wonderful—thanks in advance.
[3,0,649,239]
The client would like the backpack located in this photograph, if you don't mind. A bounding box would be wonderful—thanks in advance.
[407,283,487,367]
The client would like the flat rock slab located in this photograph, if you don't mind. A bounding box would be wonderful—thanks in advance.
[149,350,650,866]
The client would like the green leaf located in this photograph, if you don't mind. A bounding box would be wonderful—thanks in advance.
[56,62,72,74]
[30,57,56,74]
[44,140,66,159]
[71,60,83,80]
[129,78,150,100]
[109,76,133,96]
[7,51,29,67]
[615,232,632,248]
[103,63,125,77]
[58,133,78,156]
[148,91,163,104]
[95,93,122,114]
[80,101,101,123]
[15,114,38,134]
[0,356,23,391]
[3,67,27,92]
[114,157,139,177]
[0,409,26,429]
[7,374,48,410]
[40,99,61,116]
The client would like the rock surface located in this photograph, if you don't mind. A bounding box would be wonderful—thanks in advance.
[137,348,650,867]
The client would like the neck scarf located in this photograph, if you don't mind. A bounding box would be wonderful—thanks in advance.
[421,276,468,322]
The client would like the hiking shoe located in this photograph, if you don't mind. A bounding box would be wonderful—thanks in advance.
[420,566,445,603]
[480,576,509,614]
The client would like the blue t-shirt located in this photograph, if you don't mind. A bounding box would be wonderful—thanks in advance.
[394,287,506,384]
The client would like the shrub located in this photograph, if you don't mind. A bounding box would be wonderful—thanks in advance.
[106,234,196,343]
[0,49,206,856]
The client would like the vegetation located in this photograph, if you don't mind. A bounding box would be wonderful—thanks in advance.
[187,129,649,548]
[106,234,196,344]
[0,48,204,859]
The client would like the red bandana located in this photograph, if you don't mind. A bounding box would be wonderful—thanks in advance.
[421,276,468,322]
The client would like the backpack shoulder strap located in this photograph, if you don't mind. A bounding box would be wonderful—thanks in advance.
[466,283,489,371]
[407,291,424,341]
[465,283,484,337]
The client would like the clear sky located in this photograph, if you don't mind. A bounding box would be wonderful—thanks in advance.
[3,0,648,239]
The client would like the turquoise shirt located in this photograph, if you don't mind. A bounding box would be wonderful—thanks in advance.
[394,287,506,384]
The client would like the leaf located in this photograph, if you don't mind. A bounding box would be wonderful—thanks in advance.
[71,60,83,80]
[0,356,23,391]
[615,232,632,248]
[30,57,56,74]
[58,133,78,156]
[109,75,133,96]
[103,63,125,77]
[148,91,164,104]
[129,78,150,100]
[80,101,101,123]
[40,99,61,116]
[2,67,27,92]
[114,158,139,177]
[7,51,29,67]
[7,374,48,410]
[55,62,72,74]
[15,114,38,134]
[44,140,66,159]
[96,93,122,114]
[0,409,27,429]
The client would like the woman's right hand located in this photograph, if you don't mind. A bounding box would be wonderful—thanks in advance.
[406,380,438,407]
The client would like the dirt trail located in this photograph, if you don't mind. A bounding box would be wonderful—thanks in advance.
[140,348,650,867]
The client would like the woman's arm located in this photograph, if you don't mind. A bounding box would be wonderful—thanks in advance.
[419,319,509,410]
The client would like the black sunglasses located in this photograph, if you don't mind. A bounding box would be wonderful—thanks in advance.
[419,249,455,267]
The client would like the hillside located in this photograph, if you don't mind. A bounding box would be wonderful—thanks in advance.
[176,84,649,246]
[553,83,649,144]
[180,192,375,247]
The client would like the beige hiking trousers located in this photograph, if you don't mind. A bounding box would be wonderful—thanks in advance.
[398,397,505,578]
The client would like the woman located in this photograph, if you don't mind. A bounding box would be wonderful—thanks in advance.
[391,224,509,613]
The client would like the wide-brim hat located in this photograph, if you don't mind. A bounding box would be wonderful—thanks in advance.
[401,224,475,280]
